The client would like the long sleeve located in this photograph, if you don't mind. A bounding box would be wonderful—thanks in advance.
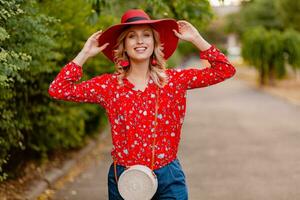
[48,61,110,108]
[174,45,236,90]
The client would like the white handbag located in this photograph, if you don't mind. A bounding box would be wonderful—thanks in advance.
[113,87,160,200]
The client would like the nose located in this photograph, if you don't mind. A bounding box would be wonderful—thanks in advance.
[137,36,144,44]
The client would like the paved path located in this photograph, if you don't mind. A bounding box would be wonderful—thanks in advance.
[52,58,300,200]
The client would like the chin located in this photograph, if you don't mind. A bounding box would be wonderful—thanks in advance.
[130,54,151,61]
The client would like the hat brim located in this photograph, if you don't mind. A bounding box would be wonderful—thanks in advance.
[98,19,179,63]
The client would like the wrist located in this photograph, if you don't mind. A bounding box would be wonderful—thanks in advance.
[79,50,91,59]
[191,34,202,44]
[192,35,211,51]
[73,51,90,67]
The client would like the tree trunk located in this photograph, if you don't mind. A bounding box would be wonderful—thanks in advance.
[268,65,276,86]
[259,65,266,86]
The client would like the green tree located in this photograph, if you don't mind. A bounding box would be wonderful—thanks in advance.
[85,0,213,30]
[0,0,29,181]
[226,0,283,36]
[226,0,300,85]
[276,0,300,31]
[242,27,300,86]
[0,0,104,181]
[242,27,281,85]
[0,0,57,180]
[282,29,300,73]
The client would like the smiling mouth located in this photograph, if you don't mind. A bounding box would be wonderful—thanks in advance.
[134,47,147,53]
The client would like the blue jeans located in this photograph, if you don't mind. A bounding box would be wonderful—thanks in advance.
[107,158,188,199]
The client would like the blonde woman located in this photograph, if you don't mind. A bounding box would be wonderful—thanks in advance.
[48,9,236,200]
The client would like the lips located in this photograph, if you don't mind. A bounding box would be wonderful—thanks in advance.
[134,47,147,53]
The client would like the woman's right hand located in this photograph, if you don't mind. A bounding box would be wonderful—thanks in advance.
[73,30,109,66]
[81,30,110,58]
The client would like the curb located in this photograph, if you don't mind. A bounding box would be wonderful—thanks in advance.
[25,125,110,200]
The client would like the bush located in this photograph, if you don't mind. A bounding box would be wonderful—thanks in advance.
[0,0,108,181]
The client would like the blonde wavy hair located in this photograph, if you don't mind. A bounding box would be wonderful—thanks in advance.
[112,24,169,88]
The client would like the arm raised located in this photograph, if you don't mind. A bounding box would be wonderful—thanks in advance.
[172,20,236,90]
[48,30,111,107]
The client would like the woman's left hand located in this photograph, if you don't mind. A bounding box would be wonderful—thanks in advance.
[173,20,201,43]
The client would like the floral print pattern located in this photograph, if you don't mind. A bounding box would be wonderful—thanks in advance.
[48,45,236,170]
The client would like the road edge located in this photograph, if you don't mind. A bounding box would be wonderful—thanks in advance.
[24,125,110,200]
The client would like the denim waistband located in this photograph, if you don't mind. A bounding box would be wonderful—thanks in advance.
[111,157,179,172]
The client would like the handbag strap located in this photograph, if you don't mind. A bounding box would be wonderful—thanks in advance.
[151,86,160,170]
[114,86,160,183]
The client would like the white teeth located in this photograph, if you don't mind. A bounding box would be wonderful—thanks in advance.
[135,47,147,51]
[135,47,147,53]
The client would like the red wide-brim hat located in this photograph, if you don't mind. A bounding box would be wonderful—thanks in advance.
[98,9,179,63]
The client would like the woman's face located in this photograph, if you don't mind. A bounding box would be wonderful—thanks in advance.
[124,24,154,62]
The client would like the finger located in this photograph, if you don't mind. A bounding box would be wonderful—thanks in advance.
[93,31,105,41]
[92,30,103,37]
[95,30,103,35]
[177,20,189,27]
[100,42,110,49]
[177,20,187,24]
[173,29,182,38]
[96,32,104,40]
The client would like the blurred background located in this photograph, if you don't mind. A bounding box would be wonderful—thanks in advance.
[0,0,299,199]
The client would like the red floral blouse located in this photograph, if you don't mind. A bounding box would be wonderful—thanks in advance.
[48,45,236,170]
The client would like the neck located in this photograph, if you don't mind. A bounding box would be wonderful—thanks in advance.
[127,58,150,80]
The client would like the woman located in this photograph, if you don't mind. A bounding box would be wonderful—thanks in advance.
[48,9,236,200]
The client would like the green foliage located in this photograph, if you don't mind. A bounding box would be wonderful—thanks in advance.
[154,0,213,30]
[84,0,213,36]
[0,0,107,181]
[242,26,300,85]
[0,0,32,180]
[276,0,300,31]
[40,0,115,73]
[227,0,300,35]
[226,0,283,36]
[227,0,300,85]
[38,0,111,153]
[283,29,300,69]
